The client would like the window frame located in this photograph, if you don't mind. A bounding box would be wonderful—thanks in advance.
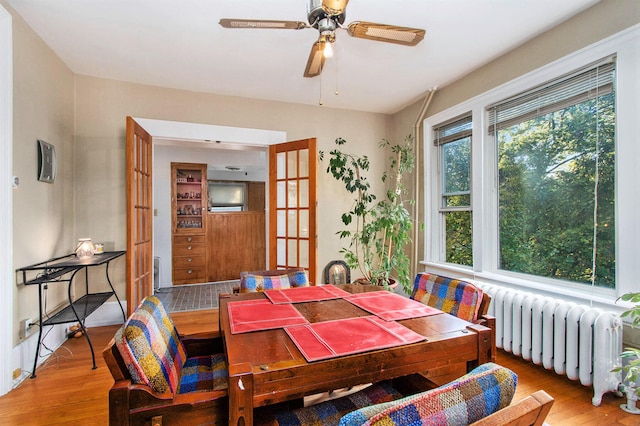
[435,115,473,265]
[422,25,640,309]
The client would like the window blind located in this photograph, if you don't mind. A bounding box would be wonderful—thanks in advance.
[433,113,472,145]
[488,56,616,134]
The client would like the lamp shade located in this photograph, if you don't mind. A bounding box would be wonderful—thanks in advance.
[75,238,95,260]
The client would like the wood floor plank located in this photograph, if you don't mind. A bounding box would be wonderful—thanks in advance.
[0,309,637,425]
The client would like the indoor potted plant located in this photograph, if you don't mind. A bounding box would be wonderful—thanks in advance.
[613,292,640,414]
[320,135,415,293]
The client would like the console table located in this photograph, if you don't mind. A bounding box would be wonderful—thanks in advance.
[18,250,126,378]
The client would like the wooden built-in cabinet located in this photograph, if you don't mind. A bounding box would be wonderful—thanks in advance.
[171,162,267,285]
[171,163,207,285]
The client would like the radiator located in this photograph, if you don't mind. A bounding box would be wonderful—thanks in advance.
[474,282,623,406]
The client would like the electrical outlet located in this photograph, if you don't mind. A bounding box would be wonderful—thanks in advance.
[20,318,34,339]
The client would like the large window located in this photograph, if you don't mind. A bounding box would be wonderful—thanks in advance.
[434,115,472,266]
[424,29,640,302]
[490,59,616,288]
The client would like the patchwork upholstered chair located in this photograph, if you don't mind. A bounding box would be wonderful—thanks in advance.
[411,272,490,323]
[103,296,228,425]
[237,267,310,293]
[256,362,554,426]
[411,272,497,376]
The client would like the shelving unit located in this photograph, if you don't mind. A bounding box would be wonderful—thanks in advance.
[172,162,207,233]
[18,251,126,378]
[171,163,208,284]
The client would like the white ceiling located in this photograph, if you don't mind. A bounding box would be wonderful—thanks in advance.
[8,0,600,114]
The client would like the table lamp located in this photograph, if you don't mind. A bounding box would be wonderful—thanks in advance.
[76,238,95,259]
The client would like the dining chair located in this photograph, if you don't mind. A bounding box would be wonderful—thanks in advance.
[411,272,496,364]
[235,267,310,293]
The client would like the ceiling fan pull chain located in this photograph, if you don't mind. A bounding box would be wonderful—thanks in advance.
[318,70,324,105]
[334,46,339,96]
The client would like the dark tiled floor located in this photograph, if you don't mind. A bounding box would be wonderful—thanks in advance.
[155,280,238,312]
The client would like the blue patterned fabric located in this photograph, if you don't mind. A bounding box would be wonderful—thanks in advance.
[269,382,403,426]
[241,270,309,293]
[115,296,187,393]
[178,354,228,393]
[115,295,228,395]
[339,363,517,426]
[411,273,483,322]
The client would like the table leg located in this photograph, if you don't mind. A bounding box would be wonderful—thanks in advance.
[104,259,126,322]
[67,269,98,370]
[228,363,254,426]
[467,323,492,367]
[30,284,44,379]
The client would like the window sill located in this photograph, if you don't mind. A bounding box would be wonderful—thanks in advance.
[420,261,628,314]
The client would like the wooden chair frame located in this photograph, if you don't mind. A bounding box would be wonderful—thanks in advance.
[103,334,228,425]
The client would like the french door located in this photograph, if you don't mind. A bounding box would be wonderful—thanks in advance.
[125,123,318,303]
[269,138,318,283]
[125,117,153,315]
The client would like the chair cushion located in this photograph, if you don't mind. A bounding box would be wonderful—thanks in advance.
[178,353,229,393]
[241,270,309,293]
[115,296,187,394]
[411,273,483,322]
[269,382,403,426]
[339,362,517,426]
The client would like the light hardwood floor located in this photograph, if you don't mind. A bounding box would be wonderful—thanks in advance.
[0,309,637,425]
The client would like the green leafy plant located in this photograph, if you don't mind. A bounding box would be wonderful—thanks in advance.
[320,135,415,293]
[612,292,640,398]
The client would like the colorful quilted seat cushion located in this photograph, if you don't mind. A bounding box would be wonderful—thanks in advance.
[411,272,483,322]
[339,362,517,426]
[114,296,187,394]
[241,270,309,293]
[265,382,403,426]
[178,353,229,393]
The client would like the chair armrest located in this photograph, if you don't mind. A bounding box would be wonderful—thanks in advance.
[471,390,554,426]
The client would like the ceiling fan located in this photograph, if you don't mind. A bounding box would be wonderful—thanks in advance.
[219,0,425,78]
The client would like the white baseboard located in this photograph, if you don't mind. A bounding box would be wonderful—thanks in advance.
[11,300,126,389]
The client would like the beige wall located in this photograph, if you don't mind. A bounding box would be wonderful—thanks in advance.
[7,0,76,346]
[392,0,640,265]
[73,76,392,297]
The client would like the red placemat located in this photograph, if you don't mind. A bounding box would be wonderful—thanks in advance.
[285,316,426,362]
[265,284,352,304]
[228,299,308,334]
[346,291,441,321]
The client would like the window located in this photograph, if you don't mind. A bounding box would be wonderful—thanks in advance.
[434,114,472,266]
[208,181,246,212]
[489,59,616,288]
[425,29,640,301]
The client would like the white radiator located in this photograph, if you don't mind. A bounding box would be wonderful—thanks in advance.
[474,282,623,406]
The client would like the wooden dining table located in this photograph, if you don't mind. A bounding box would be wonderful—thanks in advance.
[218,283,493,426]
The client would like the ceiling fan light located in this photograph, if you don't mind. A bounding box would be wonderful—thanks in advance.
[323,41,334,58]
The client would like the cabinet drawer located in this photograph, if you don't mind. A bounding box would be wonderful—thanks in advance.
[173,255,206,269]
[174,267,207,282]
[173,244,206,256]
[174,235,206,245]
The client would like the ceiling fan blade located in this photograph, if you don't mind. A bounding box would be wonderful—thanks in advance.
[304,41,326,78]
[347,21,425,46]
[219,18,307,30]
[322,0,350,16]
